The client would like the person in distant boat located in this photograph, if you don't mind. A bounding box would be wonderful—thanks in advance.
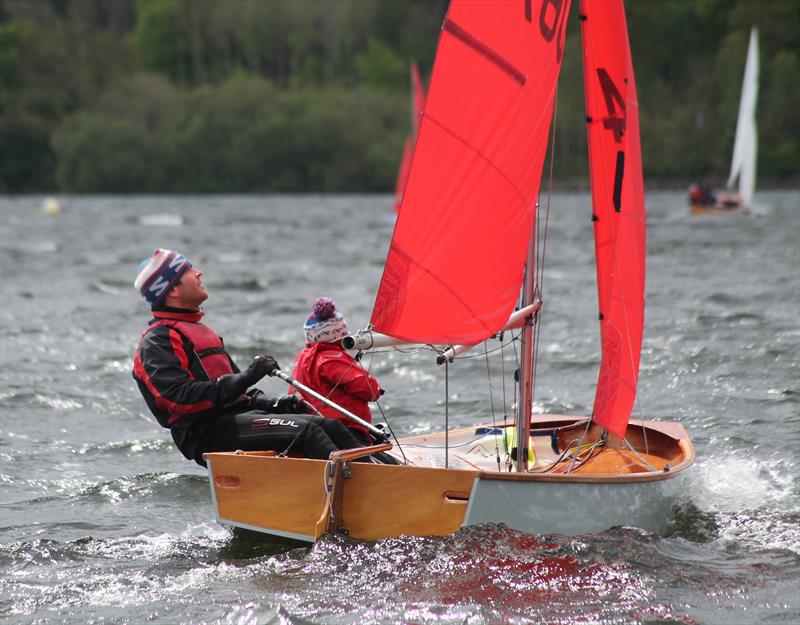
[131,249,377,467]
[290,297,386,447]
[688,180,716,206]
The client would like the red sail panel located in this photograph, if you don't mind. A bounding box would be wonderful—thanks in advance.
[580,0,646,438]
[411,61,425,137]
[394,62,427,213]
[373,0,571,344]
[393,138,413,212]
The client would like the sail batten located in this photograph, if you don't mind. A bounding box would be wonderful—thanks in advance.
[372,0,570,345]
[442,18,528,86]
[580,0,646,438]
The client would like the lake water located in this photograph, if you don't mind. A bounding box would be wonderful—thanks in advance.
[1,191,798,625]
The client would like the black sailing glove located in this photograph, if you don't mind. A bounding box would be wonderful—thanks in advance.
[217,354,280,404]
[250,393,308,415]
[247,354,280,380]
[276,393,309,414]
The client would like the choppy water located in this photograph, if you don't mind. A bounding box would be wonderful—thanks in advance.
[1,191,798,625]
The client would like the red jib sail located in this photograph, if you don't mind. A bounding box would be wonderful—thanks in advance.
[580,0,646,438]
[373,0,571,344]
[393,62,427,212]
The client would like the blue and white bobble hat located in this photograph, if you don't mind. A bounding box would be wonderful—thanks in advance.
[134,249,191,307]
[304,297,349,344]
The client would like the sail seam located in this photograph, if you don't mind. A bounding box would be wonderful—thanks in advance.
[384,242,494,340]
[425,114,529,213]
[442,18,527,86]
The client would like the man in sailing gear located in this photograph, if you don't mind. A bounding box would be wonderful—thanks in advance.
[688,180,716,206]
[290,297,400,464]
[132,250,376,466]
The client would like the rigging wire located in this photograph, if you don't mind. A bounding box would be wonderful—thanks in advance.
[484,341,502,471]
[361,347,407,463]
[373,401,408,464]
[402,434,503,450]
[444,359,449,469]
[522,88,560,460]
[500,332,511,470]
[510,329,520,471]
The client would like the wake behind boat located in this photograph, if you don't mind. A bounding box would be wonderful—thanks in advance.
[206,0,696,543]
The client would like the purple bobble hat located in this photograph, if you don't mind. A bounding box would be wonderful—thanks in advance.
[304,297,349,343]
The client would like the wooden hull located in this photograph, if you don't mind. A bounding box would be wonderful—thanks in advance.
[205,415,694,542]
[689,196,745,215]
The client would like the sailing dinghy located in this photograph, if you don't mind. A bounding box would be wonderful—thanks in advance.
[206,0,695,543]
[690,26,759,214]
[393,61,426,212]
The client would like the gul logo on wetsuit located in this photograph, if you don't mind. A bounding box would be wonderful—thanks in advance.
[251,418,301,429]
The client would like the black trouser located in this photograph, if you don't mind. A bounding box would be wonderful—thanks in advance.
[194,411,368,466]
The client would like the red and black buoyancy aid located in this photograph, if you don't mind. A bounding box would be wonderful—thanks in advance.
[147,318,235,381]
[133,310,239,428]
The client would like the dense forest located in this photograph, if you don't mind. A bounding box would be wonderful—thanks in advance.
[0,0,797,193]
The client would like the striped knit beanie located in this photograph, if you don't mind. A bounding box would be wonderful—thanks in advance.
[134,249,191,307]
[304,297,349,344]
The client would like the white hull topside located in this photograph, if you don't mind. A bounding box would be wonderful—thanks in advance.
[464,473,684,536]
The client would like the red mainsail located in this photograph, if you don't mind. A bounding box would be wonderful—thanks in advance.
[373,0,571,344]
[580,0,646,438]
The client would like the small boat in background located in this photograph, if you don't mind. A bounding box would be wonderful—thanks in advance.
[206,0,695,544]
[393,61,426,212]
[690,27,759,215]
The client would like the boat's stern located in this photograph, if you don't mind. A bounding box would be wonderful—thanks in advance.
[205,451,329,542]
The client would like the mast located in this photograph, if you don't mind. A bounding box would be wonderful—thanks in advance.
[516,209,538,471]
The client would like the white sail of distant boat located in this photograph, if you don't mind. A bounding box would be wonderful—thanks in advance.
[726,27,759,208]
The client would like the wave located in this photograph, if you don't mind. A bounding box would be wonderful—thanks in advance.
[72,439,173,456]
[136,214,184,226]
[675,451,800,554]
[4,472,207,511]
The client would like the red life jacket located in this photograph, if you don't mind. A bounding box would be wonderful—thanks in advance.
[148,318,235,381]
[290,342,381,438]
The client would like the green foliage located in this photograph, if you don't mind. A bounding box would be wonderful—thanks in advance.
[49,72,406,193]
[0,111,55,191]
[0,23,21,93]
[0,0,135,190]
[1,0,798,193]
[760,50,800,177]
[133,0,187,81]
[52,112,169,192]
[357,39,407,92]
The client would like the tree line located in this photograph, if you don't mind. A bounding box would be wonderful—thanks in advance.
[0,0,797,193]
